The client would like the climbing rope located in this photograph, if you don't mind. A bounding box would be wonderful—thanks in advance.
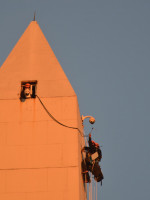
[96,181,97,200]
[36,95,86,137]
[88,174,99,200]
[91,174,93,200]
[94,179,95,200]
[89,173,91,200]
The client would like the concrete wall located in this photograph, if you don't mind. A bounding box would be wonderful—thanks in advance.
[0,20,87,200]
[0,96,86,200]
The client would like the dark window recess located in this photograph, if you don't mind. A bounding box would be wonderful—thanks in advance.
[20,81,37,100]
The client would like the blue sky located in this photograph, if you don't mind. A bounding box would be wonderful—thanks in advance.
[0,0,150,199]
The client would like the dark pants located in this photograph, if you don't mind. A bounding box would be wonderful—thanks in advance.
[92,162,104,182]
[82,157,104,183]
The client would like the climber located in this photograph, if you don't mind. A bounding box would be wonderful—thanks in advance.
[82,133,104,183]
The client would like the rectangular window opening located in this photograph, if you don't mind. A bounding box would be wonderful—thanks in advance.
[20,80,37,100]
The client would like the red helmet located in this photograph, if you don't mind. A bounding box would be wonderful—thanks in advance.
[91,140,96,145]
[95,143,99,147]
[25,83,30,88]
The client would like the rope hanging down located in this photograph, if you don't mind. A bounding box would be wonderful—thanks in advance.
[36,95,84,137]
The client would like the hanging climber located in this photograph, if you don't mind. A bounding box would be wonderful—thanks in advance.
[82,133,104,184]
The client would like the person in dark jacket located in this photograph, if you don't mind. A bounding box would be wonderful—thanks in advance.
[82,133,104,183]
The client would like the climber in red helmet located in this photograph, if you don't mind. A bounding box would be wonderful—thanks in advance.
[81,132,104,184]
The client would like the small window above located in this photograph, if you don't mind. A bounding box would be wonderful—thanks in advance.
[20,81,37,101]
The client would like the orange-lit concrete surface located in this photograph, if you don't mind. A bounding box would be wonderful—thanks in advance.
[0,21,86,200]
